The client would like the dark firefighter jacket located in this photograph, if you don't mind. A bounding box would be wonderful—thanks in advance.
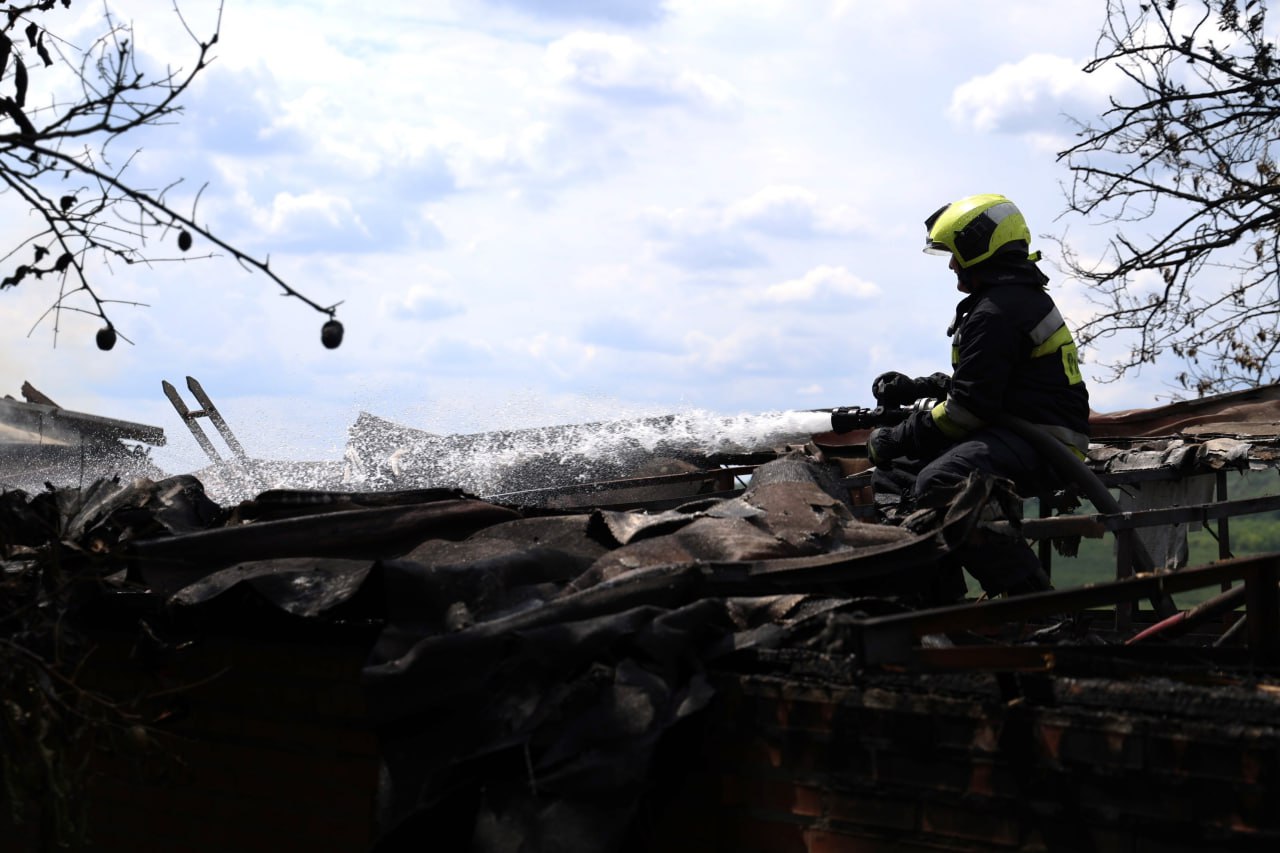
[891,260,1091,461]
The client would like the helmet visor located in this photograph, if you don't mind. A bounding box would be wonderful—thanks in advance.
[923,203,953,256]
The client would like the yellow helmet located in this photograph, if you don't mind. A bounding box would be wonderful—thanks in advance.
[923,194,1034,268]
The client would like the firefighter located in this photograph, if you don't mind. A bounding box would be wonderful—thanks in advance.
[868,193,1090,597]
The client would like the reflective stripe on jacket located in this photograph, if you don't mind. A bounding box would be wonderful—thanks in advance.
[894,269,1091,461]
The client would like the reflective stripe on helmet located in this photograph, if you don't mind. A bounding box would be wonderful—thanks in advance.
[923,194,1033,269]
[982,201,1018,226]
[952,202,1016,263]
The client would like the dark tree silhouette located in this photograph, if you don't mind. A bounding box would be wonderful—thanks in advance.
[0,0,343,349]
[1057,0,1278,393]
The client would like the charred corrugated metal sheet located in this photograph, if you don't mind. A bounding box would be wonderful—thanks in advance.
[1089,383,1280,439]
[0,385,166,492]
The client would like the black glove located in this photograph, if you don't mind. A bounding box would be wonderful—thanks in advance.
[872,371,951,407]
[867,426,904,468]
[871,371,915,406]
[917,371,951,400]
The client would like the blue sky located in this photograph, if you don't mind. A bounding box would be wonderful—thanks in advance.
[0,0,1179,474]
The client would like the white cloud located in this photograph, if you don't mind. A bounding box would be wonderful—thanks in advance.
[480,0,668,25]
[653,232,767,271]
[521,333,600,381]
[10,0,1179,483]
[580,315,682,353]
[725,186,865,237]
[948,53,1122,135]
[675,326,836,386]
[678,328,759,375]
[755,265,880,305]
[249,191,368,246]
[452,118,613,191]
[647,186,862,240]
[417,336,497,374]
[380,283,465,323]
[643,186,865,270]
[547,31,739,112]
[225,183,445,253]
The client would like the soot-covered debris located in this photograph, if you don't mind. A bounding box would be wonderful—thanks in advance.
[0,452,991,850]
[5,436,1279,851]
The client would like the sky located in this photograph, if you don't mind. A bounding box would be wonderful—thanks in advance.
[0,0,1183,475]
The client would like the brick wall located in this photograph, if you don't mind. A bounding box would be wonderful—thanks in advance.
[646,672,1280,853]
[8,626,1279,851]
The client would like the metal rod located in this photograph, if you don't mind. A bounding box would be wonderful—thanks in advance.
[186,376,249,462]
[1245,560,1280,665]
[1125,583,1247,645]
[1038,496,1052,580]
[162,379,222,465]
[1217,470,1233,595]
[849,552,1280,667]
[1115,528,1134,631]
[1214,613,1248,648]
[988,493,1280,539]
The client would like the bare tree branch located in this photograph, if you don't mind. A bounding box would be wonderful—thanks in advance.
[0,0,344,350]
[1058,0,1280,394]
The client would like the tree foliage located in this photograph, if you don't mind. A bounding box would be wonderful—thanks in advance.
[1058,0,1279,393]
[0,0,341,349]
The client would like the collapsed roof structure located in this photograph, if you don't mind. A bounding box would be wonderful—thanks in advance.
[3,381,1280,851]
[0,381,165,493]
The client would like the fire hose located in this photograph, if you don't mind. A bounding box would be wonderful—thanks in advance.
[825,403,1178,618]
